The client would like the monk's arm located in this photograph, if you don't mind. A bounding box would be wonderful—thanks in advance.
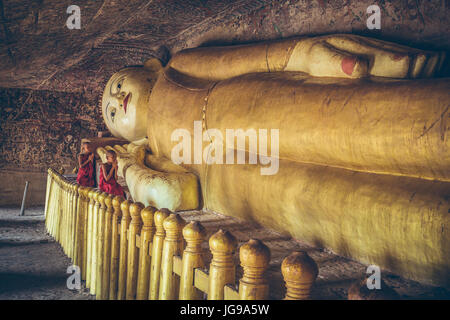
[78,154,91,168]
[101,164,114,182]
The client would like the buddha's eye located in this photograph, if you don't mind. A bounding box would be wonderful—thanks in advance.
[111,79,124,95]
[117,79,124,91]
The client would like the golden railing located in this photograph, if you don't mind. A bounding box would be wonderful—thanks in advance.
[45,167,319,300]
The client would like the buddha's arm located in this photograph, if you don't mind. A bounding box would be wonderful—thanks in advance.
[169,34,444,80]
[97,143,200,211]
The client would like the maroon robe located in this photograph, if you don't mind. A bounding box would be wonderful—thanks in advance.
[99,163,124,197]
[76,153,95,187]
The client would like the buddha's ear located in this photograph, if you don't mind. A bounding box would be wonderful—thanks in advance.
[144,58,163,73]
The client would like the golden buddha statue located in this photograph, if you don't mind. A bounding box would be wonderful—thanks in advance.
[98,34,449,287]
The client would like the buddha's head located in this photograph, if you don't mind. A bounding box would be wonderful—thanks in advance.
[101,59,162,141]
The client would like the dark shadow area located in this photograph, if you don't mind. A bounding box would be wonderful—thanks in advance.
[0,272,68,295]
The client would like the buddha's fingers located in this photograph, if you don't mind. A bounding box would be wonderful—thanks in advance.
[286,39,368,78]
[96,147,108,163]
[422,52,441,78]
[437,52,447,74]
[113,144,127,154]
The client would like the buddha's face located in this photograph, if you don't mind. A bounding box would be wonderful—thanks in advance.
[102,67,155,141]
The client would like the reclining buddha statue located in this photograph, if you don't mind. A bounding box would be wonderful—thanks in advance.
[98,34,449,287]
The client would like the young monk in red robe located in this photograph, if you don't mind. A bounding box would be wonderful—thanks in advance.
[76,141,96,187]
[99,150,125,197]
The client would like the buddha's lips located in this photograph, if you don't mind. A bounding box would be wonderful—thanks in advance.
[123,93,130,114]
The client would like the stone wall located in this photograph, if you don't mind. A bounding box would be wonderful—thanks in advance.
[0,88,105,205]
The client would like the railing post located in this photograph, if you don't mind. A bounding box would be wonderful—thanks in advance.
[239,239,270,300]
[109,195,124,300]
[66,182,72,258]
[44,169,53,227]
[117,200,131,300]
[53,173,61,238]
[54,175,61,241]
[281,251,318,300]
[126,202,144,300]
[159,213,186,300]
[69,183,76,260]
[56,178,64,246]
[63,180,69,250]
[136,206,156,300]
[69,182,75,258]
[86,188,95,289]
[81,187,90,281]
[64,181,71,254]
[208,229,237,300]
[179,221,206,300]
[45,170,55,235]
[149,208,170,300]
[58,179,63,245]
[95,192,107,299]
[90,190,101,295]
[76,186,86,277]
[71,183,79,263]
[100,194,114,300]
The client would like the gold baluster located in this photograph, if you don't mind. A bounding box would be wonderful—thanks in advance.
[44,168,52,227]
[51,174,58,239]
[136,206,156,300]
[55,175,62,242]
[71,183,78,260]
[100,194,114,300]
[64,181,70,253]
[45,170,55,236]
[56,178,63,245]
[109,196,124,300]
[81,187,91,281]
[90,190,100,295]
[208,229,237,300]
[159,213,186,300]
[61,179,68,248]
[126,202,144,300]
[66,182,72,258]
[68,181,73,256]
[117,200,131,300]
[179,221,206,300]
[75,186,85,274]
[65,180,70,252]
[239,239,270,300]
[281,251,318,300]
[86,188,95,289]
[96,192,107,299]
[148,208,170,300]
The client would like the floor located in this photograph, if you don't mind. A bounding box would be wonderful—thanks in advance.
[0,206,448,300]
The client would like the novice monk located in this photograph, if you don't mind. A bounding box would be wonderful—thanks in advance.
[99,150,125,197]
[76,141,96,187]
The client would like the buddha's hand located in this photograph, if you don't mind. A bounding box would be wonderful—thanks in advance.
[287,34,445,79]
[97,142,199,211]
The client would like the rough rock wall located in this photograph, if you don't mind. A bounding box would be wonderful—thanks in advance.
[0,88,105,205]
